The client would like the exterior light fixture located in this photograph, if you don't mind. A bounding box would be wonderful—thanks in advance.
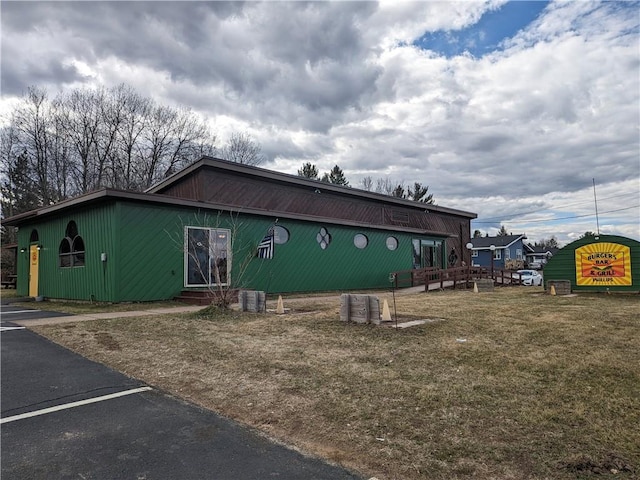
[36,245,43,251]
[466,242,473,267]
[489,244,496,279]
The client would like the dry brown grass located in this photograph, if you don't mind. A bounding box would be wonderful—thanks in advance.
[34,287,639,480]
[9,298,190,314]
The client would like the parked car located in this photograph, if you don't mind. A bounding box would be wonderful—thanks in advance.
[516,269,543,286]
[527,260,542,269]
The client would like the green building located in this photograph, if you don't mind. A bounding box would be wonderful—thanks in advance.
[3,157,477,302]
[543,234,640,293]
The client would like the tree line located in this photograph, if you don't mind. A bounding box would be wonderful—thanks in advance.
[296,162,435,204]
[0,83,435,228]
[0,84,267,221]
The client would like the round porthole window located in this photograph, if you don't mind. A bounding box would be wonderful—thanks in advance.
[273,225,289,244]
[386,236,398,251]
[316,227,332,250]
[354,234,368,249]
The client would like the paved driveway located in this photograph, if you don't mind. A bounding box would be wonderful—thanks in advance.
[1,328,362,480]
[1,304,73,325]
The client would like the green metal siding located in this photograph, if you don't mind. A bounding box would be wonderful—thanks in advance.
[116,202,190,301]
[544,235,640,292]
[15,204,118,301]
[241,221,421,293]
[15,233,29,297]
[115,203,450,298]
[15,200,454,301]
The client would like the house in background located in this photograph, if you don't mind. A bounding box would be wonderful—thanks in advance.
[3,157,477,302]
[524,244,558,269]
[466,234,527,270]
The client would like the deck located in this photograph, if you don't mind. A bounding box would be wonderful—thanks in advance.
[391,266,525,291]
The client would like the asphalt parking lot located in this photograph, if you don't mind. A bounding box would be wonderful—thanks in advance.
[1,303,73,324]
[1,323,362,479]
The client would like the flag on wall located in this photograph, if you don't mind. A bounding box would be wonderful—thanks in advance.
[257,227,274,259]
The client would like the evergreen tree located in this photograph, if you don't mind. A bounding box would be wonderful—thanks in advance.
[407,182,434,204]
[297,162,319,180]
[473,229,483,238]
[0,148,39,219]
[321,165,349,186]
[1,148,39,250]
[497,225,509,236]
[391,184,405,198]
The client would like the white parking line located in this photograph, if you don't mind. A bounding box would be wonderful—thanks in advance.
[0,386,153,424]
[1,310,38,315]
[0,326,26,332]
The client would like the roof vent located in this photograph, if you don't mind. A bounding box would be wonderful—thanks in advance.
[391,210,409,223]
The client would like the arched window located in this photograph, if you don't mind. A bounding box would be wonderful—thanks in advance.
[72,236,85,266]
[59,237,72,267]
[29,229,39,243]
[59,221,85,268]
[66,221,78,238]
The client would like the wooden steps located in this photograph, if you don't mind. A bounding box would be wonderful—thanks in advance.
[174,289,239,306]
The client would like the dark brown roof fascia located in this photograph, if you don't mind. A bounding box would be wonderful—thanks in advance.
[1,189,115,226]
[1,188,453,237]
[146,156,477,219]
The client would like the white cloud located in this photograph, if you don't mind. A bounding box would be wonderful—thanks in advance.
[1,1,638,245]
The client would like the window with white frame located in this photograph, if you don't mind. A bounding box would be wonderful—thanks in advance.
[505,249,511,260]
[185,227,231,287]
[493,249,502,260]
[471,250,478,257]
[516,248,523,260]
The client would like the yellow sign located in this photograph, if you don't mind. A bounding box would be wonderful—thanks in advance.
[575,242,632,286]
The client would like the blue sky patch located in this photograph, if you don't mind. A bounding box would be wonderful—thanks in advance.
[414,1,550,58]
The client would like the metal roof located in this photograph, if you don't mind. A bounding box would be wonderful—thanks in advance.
[146,156,477,219]
[1,188,456,236]
[467,234,527,250]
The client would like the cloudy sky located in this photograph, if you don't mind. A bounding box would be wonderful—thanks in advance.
[1,1,639,245]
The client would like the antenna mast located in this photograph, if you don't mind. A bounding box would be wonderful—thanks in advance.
[593,178,600,235]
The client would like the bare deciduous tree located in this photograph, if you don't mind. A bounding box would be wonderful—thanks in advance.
[375,177,395,195]
[0,83,218,210]
[110,84,151,190]
[164,107,216,178]
[221,132,264,166]
[13,87,56,205]
[166,211,260,309]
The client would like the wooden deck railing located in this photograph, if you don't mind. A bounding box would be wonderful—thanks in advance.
[391,266,524,290]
